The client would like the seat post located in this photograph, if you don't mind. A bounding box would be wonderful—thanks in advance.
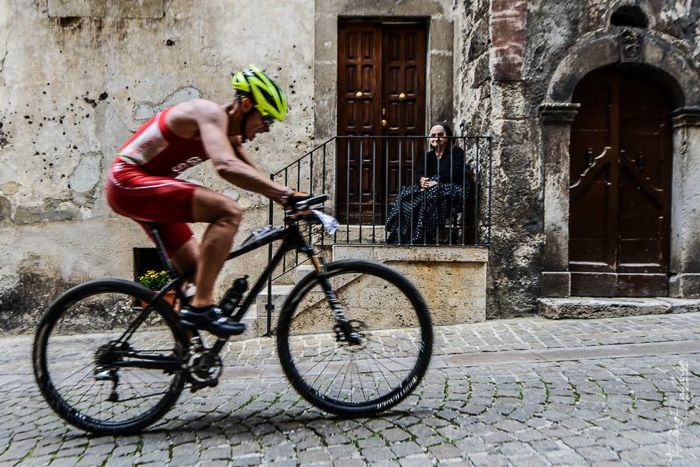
[146,223,178,279]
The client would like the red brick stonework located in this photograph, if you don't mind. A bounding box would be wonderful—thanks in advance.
[491,0,528,81]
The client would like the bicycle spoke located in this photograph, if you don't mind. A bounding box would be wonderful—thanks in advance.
[277,261,432,415]
[323,355,352,400]
[366,350,404,386]
[307,347,343,388]
[360,341,419,371]
[36,283,184,433]
[54,361,97,388]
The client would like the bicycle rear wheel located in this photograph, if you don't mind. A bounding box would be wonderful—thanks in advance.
[33,279,187,435]
[276,260,433,417]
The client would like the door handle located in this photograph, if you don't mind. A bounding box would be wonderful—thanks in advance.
[381,119,388,127]
[399,92,406,101]
[355,91,363,98]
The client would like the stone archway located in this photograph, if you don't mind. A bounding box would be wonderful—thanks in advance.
[539,27,700,298]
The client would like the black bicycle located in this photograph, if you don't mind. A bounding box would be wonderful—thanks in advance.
[33,194,433,435]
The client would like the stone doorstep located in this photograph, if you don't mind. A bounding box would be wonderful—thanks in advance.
[538,297,700,319]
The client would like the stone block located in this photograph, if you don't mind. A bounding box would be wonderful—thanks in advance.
[669,274,700,299]
[428,18,454,54]
[313,15,337,64]
[0,196,11,222]
[538,297,671,319]
[490,0,527,81]
[496,82,529,119]
[333,245,488,324]
[471,53,491,89]
[468,19,489,62]
[429,53,454,124]
[255,285,293,336]
[541,271,570,297]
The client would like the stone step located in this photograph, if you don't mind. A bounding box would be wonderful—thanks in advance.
[293,265,316,284]
[538,297,700,319]
[228,313,258,342]
[255,270,362,337]
[254,285,294,337]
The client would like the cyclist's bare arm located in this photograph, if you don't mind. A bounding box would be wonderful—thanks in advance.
[168,100,288,204]
[231,142,261,172]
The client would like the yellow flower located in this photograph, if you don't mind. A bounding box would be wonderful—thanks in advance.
[138,270,171,290]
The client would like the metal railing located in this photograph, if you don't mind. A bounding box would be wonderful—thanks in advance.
[265,135,492,283]
[261,135,492,335]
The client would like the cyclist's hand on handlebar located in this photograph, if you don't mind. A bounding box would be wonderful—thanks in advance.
[272,188,302,206]
[283,191,312,210]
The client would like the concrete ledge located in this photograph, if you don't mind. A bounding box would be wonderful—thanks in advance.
[539,297,700,319]
[333,244,489,263]
[334,245,488,324]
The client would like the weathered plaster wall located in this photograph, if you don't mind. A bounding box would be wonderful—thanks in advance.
[456,0,700,316]
[0,0,315,329]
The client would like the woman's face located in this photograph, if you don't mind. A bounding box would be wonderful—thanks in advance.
[429,125,447,149]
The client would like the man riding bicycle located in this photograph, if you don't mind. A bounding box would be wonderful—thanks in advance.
[106,66,297,337]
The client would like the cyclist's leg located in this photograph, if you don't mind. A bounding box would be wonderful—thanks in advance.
[189,187,243,307]
[107,163,242,310]
[171,237,199,275]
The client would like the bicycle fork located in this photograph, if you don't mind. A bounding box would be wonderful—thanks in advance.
[309,252,362,345]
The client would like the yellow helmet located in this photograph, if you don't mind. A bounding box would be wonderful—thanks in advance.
[231,65,288,122]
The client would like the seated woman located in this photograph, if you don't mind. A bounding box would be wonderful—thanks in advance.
[386,123,468,244]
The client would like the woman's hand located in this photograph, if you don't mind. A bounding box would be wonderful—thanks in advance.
[419,177,438,189]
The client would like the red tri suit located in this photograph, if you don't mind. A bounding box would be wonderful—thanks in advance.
[106,106,208,255]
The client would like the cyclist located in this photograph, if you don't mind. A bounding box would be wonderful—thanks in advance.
[106,66,296,337]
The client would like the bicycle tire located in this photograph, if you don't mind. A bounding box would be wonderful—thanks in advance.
[33,279,187,435]
[276,260,433,417]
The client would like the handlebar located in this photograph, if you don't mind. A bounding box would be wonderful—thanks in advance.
[285,194,328,212]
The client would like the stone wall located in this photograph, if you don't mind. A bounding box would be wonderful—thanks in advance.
[333,245,488,326]
[0,0,315,328]
[4,0,698,328]
[454,0,700,316]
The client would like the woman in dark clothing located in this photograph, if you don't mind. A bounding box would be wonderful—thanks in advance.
[386,123,468,244]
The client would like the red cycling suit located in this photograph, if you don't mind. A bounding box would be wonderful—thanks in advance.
[106,106,209,255]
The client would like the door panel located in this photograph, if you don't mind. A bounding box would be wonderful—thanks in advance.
[337,23,382,222]
[337,21,426,223]
[381,24,426,208]
[569,68,672,296]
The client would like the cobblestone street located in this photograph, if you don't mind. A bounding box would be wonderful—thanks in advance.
[1,312,699,466]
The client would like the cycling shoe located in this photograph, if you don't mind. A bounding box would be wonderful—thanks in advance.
[180,305,246,337]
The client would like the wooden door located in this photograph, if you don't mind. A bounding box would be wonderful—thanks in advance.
[569,67,672,296]
[336,21,426,223]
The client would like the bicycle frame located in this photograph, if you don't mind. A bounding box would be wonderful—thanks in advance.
[137,220,333,355]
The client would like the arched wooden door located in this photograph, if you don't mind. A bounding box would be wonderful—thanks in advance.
[569,67,672,297]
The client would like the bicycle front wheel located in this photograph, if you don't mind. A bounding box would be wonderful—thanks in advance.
[33,279,187,435]
[276,260,433,417]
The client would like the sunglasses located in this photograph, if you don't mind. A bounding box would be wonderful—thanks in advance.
[262,115,275,128]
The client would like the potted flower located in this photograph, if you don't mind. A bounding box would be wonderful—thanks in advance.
[138,270,177,308]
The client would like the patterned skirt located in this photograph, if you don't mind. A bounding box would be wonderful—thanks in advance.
[386,182,467,245]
